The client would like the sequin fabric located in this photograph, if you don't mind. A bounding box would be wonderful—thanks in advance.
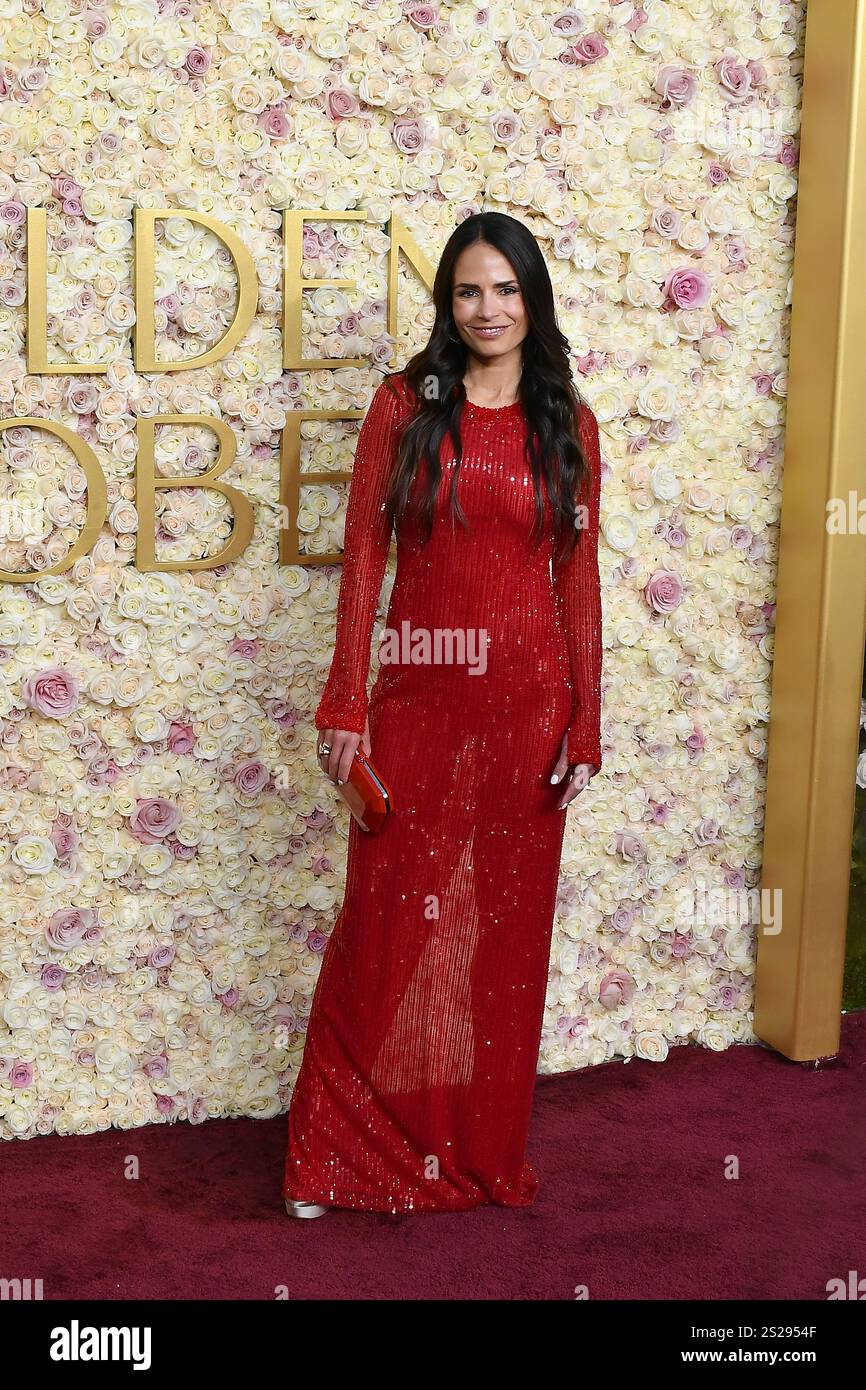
[283,370,603,1213]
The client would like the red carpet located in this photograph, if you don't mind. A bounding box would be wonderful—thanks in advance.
[3,1012,864,1301]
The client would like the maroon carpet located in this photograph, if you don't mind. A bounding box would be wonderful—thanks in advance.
[3,1012,864,1300]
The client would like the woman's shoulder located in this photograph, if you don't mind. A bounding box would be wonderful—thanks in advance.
[576,395,598,427]
[374,368,419,416]
[575,395,600,448]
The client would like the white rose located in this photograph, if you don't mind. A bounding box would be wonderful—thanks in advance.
[102,849,133,879]
[636,379,677,421]
[647,646,678,677]
[634,1029,669,1062]
[602,512,638,552]
[133,709,169,742]
[11,836,56,874]
[650,464,682,503]
[697,1022,732,1052]
[139,845,174,877]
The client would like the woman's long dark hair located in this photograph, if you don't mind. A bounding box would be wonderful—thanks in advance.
[383,211,592,565]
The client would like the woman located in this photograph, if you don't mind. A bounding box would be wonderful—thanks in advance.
[283,211,603,1216]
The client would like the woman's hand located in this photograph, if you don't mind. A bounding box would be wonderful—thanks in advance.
[317,719,372,786]
[550,734,596,809]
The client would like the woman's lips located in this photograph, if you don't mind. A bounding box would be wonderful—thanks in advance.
[471,325,509,337]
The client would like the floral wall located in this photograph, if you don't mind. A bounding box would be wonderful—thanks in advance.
[0,0,803,1139]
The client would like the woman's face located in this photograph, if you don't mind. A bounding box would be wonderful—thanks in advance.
[450,241,528,360]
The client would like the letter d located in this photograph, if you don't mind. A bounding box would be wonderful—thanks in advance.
[134,209,258,371]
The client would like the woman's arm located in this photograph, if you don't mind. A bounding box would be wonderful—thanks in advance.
[314,374,408,736]
[551,400,603,776]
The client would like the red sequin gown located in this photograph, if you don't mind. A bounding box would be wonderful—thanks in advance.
[283,370,602,1213]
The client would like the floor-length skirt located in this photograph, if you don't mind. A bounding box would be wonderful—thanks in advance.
[283,672,572,1213]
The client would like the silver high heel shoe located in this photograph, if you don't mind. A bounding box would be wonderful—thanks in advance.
[285,1197,329,1219]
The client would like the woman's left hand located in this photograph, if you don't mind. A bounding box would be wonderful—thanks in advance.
[550,735,596,809]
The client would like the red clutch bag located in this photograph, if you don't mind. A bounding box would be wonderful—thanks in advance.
[335,747,393,834]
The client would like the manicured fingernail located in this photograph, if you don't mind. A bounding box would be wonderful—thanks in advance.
[336,779,344,785]
[550,773,560,784]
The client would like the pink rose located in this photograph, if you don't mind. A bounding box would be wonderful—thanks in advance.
[615,830,646,862]
[572,33,608,64]
[129,797,182,844]
[41,964,66,990]
[753,372,775,397]
[694,817,720,846]
[663,266,711,309]
[88,758,120,785]
[327,88,359,120]
[233,760,269,795]
[66,380,97,413]
[23,666,79,717]
[407,4,438,25]
[715,55,752,105]
[392,118,424,154]
[55,176,80,199]
[148,944,175,969]
[490,110,519,143]
[46,907,96,948]
[654,65,696,108]
[599,971,635,1011]
[228,639,260,659]
[552,12,583,36]
[19,67,47,92]
[184,46,210,75]
[143,1055,169,1078]
[167,721,195,754]
[644,568,685,613]
[608,900,636,934]
[10,1061,33,1088]
[650,207,681,238]
[779,138,798,169]
[51,823,77,857]
[259,106,290,138]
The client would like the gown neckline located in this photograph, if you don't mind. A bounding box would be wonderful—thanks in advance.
[463,396,523,415]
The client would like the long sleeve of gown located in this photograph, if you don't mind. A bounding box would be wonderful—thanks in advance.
[551,401,603,774]
[314,376,407,735]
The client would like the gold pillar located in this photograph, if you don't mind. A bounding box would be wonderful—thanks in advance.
[756,0,866,1058]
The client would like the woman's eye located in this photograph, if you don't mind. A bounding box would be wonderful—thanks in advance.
[456,287,519,298]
